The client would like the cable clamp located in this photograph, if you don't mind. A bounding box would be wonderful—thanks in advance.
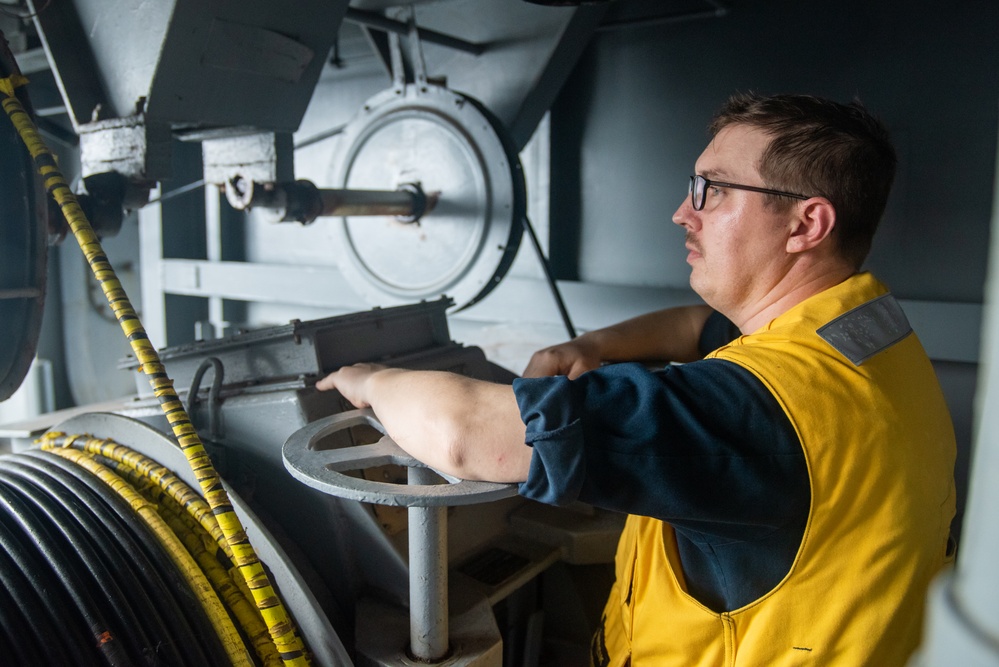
[36,430,65,446]
[0,73,28,96]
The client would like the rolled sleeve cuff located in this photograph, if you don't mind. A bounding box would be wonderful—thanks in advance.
[513,376,586,506]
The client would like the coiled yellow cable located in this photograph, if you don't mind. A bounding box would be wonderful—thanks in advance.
[45,444,255,667]
[41,432,284,667]
[46,430,233,561]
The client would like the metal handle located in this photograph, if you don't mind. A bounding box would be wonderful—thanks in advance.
[282,407,518,661]
[281,408,517,507]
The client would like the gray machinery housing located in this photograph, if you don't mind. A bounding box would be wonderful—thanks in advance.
[108,299,621,665]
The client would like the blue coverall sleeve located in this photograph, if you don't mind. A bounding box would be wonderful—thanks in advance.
[513,360,808,543]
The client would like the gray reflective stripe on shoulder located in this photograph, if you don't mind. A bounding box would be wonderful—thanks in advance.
[816,293,913,365]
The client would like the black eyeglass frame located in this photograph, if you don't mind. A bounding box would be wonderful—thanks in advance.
[688,174,811,211]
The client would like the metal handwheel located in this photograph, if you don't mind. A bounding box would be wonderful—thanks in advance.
[282,407,517,507]
[282,407,518,661]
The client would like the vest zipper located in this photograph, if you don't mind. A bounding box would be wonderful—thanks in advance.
[721,613,736,667]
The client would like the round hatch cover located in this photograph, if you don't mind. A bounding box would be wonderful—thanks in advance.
[330,84,524,310]
[0,97,47,402]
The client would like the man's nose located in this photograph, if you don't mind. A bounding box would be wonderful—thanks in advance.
[672,198,696,229]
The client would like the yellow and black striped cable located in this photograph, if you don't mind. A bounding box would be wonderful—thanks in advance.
[1,72,308,665]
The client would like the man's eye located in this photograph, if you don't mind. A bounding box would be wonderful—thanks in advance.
[709,186,723,196]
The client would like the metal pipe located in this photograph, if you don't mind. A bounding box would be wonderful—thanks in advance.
[318,188,418,218]
[344,7,485,56]
[204,185,226,339]
[407,466,449,662]
[223,178,435,224]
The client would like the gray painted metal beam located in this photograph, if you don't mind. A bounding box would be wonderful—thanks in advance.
[506,6,609,151]
[11,47,50,75]
[157,259,981,364]
[29,0,110,128]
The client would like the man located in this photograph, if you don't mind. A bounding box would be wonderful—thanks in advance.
[319,93,956,666]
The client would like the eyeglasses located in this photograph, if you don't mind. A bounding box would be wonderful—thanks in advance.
[688,174,811,211]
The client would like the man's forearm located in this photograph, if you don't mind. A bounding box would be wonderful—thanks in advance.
[584,304,713,364]
[358,368,532,483]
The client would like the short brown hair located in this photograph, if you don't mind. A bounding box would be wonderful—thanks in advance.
[710,93,897,268]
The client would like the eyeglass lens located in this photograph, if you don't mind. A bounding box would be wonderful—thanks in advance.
[689,175,705,210]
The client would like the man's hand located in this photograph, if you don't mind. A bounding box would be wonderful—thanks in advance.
[524,305,715,378]
[313,363,531,482]
[315,363,388,407]
[523,338,602,379]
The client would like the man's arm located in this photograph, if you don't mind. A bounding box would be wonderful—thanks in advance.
[317,364,531,483]
[523,304,714,378]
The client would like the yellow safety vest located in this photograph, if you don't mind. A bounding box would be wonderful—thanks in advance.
[597,273,956,666]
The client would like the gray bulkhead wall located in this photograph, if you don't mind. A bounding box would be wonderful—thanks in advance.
[550,0,999,543]
[556,0,997,299]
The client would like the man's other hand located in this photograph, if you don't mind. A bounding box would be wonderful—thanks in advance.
[523,338,601,379]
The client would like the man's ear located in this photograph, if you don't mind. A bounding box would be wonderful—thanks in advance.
[786,198,836,254]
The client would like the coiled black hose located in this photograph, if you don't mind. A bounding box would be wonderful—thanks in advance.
[7,451,231,665]
[0,508,102,665]
[16,451,229,664]
[0,449,249,666]
[0,577,50,665]
[0,478,132,664]
[0,516,90,666]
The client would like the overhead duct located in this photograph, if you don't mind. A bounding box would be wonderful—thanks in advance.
[29,0,608,194]
[27,0,347,206]
[31,0,344,133]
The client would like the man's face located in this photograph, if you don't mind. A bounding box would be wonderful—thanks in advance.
[672,124,794,323]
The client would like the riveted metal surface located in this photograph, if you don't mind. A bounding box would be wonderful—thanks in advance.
[330,83,525,311]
